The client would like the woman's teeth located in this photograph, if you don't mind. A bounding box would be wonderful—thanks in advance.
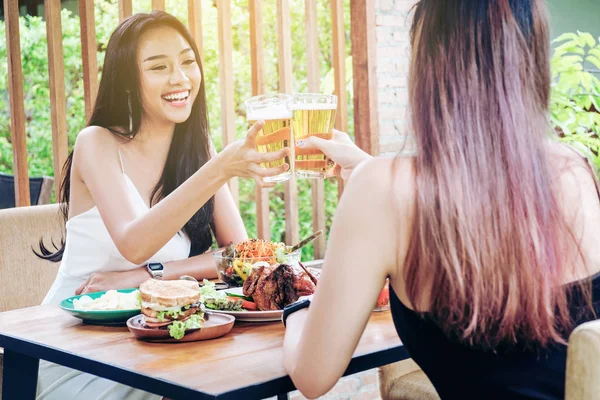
[162,90,190,103]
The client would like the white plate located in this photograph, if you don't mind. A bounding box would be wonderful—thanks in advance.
[212,287,283,322]
[210,309,283,322]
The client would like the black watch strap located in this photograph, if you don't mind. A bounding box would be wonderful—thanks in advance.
[282,298,311,327]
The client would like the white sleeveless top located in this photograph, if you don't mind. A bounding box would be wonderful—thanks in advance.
[42,150,191,305]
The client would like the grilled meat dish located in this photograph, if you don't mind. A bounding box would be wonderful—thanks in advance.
[243,263,316,311]
[292,265,317,297]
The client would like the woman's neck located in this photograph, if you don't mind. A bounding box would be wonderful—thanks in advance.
[137,116,175,141]
[128,117,175,160]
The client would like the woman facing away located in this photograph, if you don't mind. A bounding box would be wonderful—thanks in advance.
[36,11,288,400]
[283,1,600,399]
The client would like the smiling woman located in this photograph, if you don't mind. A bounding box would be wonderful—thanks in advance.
[33,10,290,400]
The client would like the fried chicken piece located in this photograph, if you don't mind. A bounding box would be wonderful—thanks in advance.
[292,265,317,297]
[243,264,299,311]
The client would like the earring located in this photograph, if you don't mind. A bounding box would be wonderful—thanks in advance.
[127,90,133,136]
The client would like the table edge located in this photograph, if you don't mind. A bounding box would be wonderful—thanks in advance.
[0,333,210,399]
[0,333,408,400]
[212,344,409,400]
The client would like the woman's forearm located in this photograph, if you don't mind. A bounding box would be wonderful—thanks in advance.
[118,157,229,264]
[125,251,220,290]
[162,251,220,281]
[284,309,336,398]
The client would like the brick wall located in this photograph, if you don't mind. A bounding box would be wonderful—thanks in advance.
[375,0,416,155]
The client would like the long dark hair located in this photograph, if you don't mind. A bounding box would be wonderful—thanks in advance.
[403,0,589,349]
[38,11,214,261]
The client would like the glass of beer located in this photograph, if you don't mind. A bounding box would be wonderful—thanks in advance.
[245,94,293,183]
[291,93,338,179]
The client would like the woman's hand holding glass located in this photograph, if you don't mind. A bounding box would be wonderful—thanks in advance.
[217,121,291,188]
[295,129,372,181]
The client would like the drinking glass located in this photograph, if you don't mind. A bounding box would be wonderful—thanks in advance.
[245,94,294,182]
[291,93,337,179]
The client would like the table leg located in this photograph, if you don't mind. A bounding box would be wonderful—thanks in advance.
[2,348,39,400]
[277,393,289,400]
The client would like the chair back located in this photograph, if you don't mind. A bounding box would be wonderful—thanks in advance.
[0,173,54,209]
[565,319,600,399]
[0,204,63,311]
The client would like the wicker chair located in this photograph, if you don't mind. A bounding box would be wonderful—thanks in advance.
[0,173,54,209]
[379,360,439,400]
[0,204,63,398]
[379,320,600,400]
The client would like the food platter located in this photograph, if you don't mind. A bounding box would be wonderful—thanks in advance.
[209,286,283,322]
[208,309,283,323]
[59,288,140,326]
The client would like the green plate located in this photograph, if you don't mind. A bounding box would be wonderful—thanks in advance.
[59,288,141,326]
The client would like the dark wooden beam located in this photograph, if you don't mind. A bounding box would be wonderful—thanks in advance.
[351,0,379,156]
[305,0,326,259]
[249,0,271,241]
[118,0,132,22]
[5,0,30,206]
[277,0,299,245]
[45,0,68,202]
[79,0,99,122]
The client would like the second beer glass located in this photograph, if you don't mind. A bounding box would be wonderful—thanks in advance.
[291,93,338,179]
[245,94,293,183]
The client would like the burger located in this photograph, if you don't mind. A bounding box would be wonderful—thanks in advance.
[139,279,204,340]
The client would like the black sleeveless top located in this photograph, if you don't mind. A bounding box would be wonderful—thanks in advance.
[390,272,600,399]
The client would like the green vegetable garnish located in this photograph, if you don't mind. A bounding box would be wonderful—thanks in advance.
[157,307,187,322]
[225,292,254,302]
[168,313,204,340]
[275,244,289,263]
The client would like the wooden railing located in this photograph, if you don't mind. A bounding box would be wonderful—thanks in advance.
[3,0,378,258]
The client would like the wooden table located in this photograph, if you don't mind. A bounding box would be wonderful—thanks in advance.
[0,305,408,399]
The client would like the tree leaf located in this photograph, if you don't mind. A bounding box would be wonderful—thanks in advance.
[554,41,585,56]
[578,31,596,48]
[581,72,593,91]
[553,32,580,43]
[587,55,600,69]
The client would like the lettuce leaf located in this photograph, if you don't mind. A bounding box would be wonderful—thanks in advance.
[157,307,187,322]
[168,313,204,340]
[275,244,289,263]
[200,279,227,300]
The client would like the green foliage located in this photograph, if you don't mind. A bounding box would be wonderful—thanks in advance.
[550,31,600,168]
[0,0,351,260]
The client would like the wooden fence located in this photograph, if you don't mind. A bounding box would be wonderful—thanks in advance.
[3,0,378,258]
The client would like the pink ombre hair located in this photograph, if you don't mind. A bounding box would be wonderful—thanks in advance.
[403,0,590,349]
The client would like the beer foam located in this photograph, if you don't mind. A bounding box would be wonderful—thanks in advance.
[291,103,337,111]
[247,104,292,120]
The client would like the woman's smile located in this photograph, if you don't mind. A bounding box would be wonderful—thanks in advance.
[161,89,191,108]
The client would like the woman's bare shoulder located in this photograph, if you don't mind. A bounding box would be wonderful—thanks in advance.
[71,126,126,183]
[545,141,598,196]
[353,155,415,180]
[352,155,416,202]
[345,155,416,232]
[74,126,120,150]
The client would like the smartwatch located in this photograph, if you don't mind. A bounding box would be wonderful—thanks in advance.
[146,262,164,280]
[282,298,311,327]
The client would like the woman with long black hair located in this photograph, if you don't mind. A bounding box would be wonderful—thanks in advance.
[36,11,286,399]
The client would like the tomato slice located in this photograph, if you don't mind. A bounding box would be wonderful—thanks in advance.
[241,300,258,311]
[376,286,390,308]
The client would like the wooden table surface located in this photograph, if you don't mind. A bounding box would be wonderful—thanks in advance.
[0,305,407,399]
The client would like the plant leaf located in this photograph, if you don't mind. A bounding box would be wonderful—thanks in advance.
[578,31,596,48]
[553,32,580,43]
[587,55,600,69]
